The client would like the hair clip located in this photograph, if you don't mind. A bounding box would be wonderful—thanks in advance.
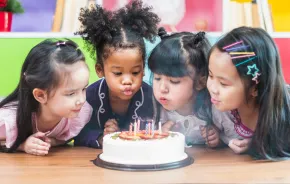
[247,64,259,76]
[56,41,66,46]
[225,45,250,52]
[235,56,257,67]
[247,64,261,84]
[252,72,261,84]
[223,40,243,50]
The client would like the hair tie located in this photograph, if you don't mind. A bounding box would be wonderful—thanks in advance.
[56,41,66,46]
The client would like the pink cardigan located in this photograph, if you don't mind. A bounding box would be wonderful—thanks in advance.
[0,102,93,148]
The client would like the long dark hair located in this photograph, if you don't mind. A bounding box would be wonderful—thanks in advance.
[148,27,212,126]
[76,0,160,67]
[212,26,290,160]
[0,39,85,152]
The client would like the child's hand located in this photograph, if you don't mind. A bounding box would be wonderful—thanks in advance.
[161,121,175,132]
[104,119,119,136]
[228,138,251,154]
[19,132,51,156]
[45,137,66,147]
[200,125,220,147]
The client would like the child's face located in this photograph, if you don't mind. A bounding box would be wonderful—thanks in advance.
[207,48,247,111]
[98,48,144,101]
[44,61,89,119]
[153,74,194,113]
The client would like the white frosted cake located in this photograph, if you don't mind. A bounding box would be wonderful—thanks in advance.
[100,131,187,165]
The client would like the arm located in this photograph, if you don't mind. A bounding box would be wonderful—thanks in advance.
[74,125,104,149]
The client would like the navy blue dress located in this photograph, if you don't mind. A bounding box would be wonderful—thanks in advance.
[74,78,154,148]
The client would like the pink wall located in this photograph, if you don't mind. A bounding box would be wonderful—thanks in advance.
[175,0,223,31]
[103,0,223,32]
[274,38,290,83]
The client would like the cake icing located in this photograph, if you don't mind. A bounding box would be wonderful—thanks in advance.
[100,131,187,165]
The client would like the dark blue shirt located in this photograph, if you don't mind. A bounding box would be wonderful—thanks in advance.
[74,78,153,148]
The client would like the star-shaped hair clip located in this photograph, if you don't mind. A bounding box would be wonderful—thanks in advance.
[252,72,261,84]
[247,64,261,84]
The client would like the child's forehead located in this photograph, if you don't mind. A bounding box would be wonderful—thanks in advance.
[56,62,89,89]
[105,48,143,66]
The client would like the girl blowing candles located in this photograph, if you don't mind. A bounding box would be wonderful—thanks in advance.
[74,0,160,148]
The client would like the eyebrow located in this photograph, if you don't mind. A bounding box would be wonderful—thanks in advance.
[111,65,142,69]
[209,70,231,82]
[65,83,89,92]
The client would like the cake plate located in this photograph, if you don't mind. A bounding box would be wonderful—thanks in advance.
[92,153,194,171]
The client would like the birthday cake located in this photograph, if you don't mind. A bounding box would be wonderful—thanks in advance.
[100,130,187,165]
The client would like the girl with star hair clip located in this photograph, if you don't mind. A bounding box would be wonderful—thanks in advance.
[206,26,290,160]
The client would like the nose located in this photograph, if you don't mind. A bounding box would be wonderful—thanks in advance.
[122,74,132,85]
[76,92,86,106]
[160,81,169,94]
[207,79,218,95]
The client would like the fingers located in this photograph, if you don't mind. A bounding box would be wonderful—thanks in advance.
[105,119,118,127]
[162,121,175,132]
[32,131,47,139]
[30,148,49,156]
[32,137,50,148]
[200,126,218,139]
[43,136,52,144]
[104,119,119,135]
[199,125,220,147]
[228,139,250,154]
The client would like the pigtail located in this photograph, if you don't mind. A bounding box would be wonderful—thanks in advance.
[76,5,119,58]
[117,0,160,42]
[158,27,169,39]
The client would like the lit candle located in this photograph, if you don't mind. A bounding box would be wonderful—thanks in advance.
[137,119,140,132]
[134,120,137,136]
[145,123,148,135]
[158,121,162,134]
[151,121,155,137]
[148,122,151,135]
[129,123,133,134]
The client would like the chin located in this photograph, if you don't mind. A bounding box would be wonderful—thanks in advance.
[214,104,231,112]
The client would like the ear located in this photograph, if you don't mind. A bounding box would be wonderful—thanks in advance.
[32,88,48,104]
[195,76,207,91]
[95,64,104,78]
[142,69,145,77]
[250,85,258,98]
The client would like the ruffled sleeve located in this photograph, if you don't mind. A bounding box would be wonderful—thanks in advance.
[47,102,93,141]
[0,105,18,148]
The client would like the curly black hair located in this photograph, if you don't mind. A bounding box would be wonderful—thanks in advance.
[76,0,160,67]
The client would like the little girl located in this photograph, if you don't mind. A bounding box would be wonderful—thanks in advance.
[74,0,160,148]
[0,39,92,156]
[148,27,217,145]
[207,26,290,160]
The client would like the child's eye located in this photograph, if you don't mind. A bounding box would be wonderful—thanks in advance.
[132,71,141,75]
[66,92,75,96]
[154,77,161,81]
[113,72,122,76]
[220,82,228,87]
[170,80,180,84]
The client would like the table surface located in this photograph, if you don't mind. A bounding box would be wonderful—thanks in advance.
[0,146,289,184]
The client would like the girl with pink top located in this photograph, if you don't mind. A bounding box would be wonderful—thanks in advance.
[0,39,92,156]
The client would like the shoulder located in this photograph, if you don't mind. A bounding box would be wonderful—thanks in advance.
[0,102,18,121]
[0,102,18,148]
[141,81,152,92]
[86,78,106,107]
